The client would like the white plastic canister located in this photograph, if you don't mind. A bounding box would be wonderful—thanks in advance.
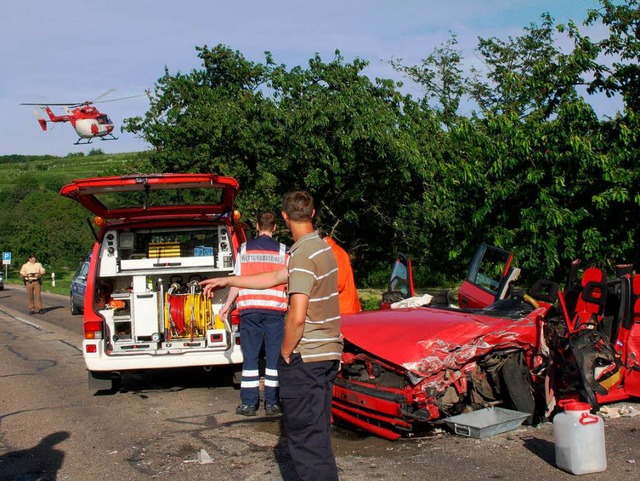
[554,401,607,475]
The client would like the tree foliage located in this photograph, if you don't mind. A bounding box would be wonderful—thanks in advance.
[0,174,95,270]
[115,0,640,286]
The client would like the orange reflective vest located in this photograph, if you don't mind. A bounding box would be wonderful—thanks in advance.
[235,235,289,312]
[324,236,361,314]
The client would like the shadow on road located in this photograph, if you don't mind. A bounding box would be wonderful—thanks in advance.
[40,306,65,314]
[522,436,555,466]
[91,365,241,396]
[0,431,70,480]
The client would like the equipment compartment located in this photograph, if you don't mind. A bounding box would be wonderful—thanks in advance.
[96,225,236,351]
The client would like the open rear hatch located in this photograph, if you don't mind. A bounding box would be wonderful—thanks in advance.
[59,173,239,220]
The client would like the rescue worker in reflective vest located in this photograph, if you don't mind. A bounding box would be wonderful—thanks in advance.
[323,235,361,314]
[219,212,289,416]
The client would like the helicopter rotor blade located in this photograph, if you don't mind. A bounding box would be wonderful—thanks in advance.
[91,88,117,103]
[21,90,148,108]
[94,93,149,103]
[21,102,75,106]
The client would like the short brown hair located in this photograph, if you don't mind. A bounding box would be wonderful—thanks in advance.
[282,191,314,222]
[257,212,277,231]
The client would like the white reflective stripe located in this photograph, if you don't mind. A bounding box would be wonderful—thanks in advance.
[308,245,332,259]
[309,292,339,303]
[265,367,278,377]
[242,369,259,377]
[301,351,343,360]
[279,243,287,256]
[301,336,343,342]
[241,380,261,388]
[264,379,279,387]
[239,288,288,297]
[237,299,288,309]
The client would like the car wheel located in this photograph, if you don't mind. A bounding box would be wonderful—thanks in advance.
[501,355,537,424]
[70,295,81,315]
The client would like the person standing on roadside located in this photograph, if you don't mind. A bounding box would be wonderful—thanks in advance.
[201,191,342,481]
[323,235,361,315]
[19,254,46,315]
[220,212,289,417]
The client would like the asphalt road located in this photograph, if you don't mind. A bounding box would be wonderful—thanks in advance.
[0,284,639,481]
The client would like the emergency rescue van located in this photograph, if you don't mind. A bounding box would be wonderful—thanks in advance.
[60,174,249,391]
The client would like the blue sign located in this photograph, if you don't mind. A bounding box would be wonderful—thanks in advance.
[2,252,11,265]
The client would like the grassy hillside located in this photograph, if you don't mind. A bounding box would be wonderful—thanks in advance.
[0,151,149,192]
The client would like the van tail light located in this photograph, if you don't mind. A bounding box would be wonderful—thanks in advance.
[230,312,240,327]
[84,321,103,340]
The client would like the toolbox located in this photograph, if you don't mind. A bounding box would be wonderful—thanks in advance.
[147,242,190,258]
[443,407,529,438]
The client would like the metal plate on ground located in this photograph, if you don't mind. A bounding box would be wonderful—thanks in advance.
[443,407,529,439]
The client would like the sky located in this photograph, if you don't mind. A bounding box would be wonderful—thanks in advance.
[0,0,614,157]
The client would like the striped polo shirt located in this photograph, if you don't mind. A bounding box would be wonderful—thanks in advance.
[288,231,343,362]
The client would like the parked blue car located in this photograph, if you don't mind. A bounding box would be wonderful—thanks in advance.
[70,259,89,315]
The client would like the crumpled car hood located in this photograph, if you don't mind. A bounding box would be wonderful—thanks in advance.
[341,307,538,377]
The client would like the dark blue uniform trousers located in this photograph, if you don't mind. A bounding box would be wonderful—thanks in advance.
[278,353,340,481]
[239,310,285,407]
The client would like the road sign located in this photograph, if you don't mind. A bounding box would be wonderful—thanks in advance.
[2,252,10,265]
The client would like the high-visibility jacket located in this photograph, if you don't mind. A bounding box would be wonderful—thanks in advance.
[324,236,361,314]
[234,234,289,312]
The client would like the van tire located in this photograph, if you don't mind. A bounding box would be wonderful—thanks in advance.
[88,370,121,393]
[232,366,242,387]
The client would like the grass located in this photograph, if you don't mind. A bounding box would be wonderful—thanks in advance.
[0,152,145,193]
[358,288,384,311]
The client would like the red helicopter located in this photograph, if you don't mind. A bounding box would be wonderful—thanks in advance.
[21,90,145,145]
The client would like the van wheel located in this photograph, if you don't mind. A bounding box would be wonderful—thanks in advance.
[88,370,121,393]
[231,366,242,387]
[501,355,537,424]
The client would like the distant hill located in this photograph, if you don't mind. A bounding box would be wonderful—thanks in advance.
[0,150,150,193]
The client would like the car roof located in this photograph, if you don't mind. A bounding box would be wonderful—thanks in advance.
[59,173,239,220]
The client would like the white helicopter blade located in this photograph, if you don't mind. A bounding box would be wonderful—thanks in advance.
[91,88,117,103]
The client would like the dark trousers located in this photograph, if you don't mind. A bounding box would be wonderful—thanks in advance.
[239,310,285,406]
[278,354,339,481]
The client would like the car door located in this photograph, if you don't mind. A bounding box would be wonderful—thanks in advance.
[381,253,416,308]
[621,274,640,396]
[458,244,520,309]
[71,261,89,305]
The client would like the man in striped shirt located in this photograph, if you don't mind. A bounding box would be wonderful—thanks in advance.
[201,191,342,481]
[278,190,342,481]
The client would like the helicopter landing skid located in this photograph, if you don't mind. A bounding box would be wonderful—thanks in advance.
[74,134,119,145]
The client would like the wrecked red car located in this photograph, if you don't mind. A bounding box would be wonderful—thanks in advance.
[332,245,640,440]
